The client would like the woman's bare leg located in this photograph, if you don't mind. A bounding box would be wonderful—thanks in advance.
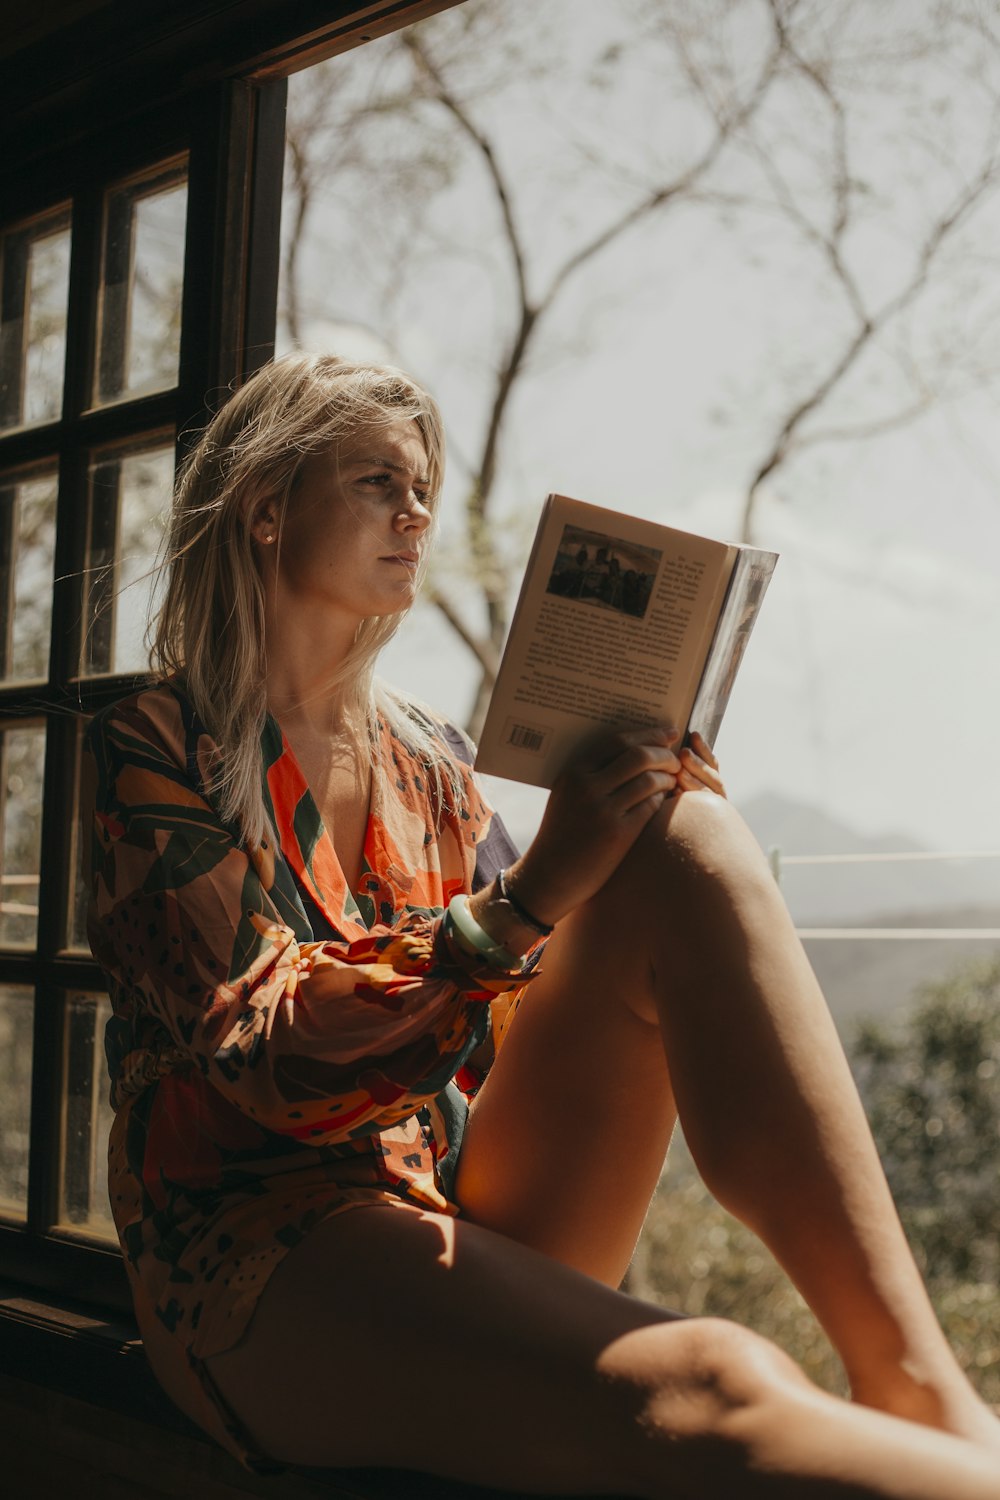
[203,1204,1000,1498]
[457,790,998,1445]
[459,894,678,1287]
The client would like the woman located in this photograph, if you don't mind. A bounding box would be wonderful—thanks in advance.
[88,353,1000,1498]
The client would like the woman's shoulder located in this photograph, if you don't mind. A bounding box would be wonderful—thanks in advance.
[436,720,477,769]
[408,706,477,769]
[88,678,215,772]
[376,688,474,770]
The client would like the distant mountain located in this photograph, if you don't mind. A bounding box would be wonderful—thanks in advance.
[738,793,999,1036]
[740,791,1000,923]
[800,905,1000,1037]
[740,791,922,858]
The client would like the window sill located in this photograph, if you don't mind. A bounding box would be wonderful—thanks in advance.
[0,1284,625,1499]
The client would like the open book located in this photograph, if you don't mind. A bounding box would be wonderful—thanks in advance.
[475,494,778,788]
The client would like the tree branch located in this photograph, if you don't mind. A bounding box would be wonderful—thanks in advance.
[403,32,531,316]
[425,588,499,678]
[405,9,787,713]
[401,29,541,660]
[793,393,935,449]
[739,131,1000,538]
[282,131,311,345]
[540,26,787,315]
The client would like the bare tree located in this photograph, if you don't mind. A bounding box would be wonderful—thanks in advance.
[282,0,1000,731]
[283,3,785,733]
[716,0,1000,539]
[282,55,461,349]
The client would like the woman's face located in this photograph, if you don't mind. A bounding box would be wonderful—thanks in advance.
[264,417,434,626]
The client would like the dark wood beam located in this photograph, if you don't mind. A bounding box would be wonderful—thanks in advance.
[1,1,461,166]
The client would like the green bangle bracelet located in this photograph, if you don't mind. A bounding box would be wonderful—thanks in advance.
[445,894,521,971]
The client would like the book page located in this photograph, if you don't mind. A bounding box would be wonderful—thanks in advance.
[687,547,778,749]
[476,495,735,787]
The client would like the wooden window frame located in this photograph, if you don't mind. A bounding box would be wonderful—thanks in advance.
[0,0,463,1315]
[0,81,287,1308]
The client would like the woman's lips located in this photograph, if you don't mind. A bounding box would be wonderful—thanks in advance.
[383,551,419,567]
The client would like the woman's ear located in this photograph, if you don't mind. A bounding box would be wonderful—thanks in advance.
[249,497,279,546]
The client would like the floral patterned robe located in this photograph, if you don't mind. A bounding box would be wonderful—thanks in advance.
[87,682,527,1368]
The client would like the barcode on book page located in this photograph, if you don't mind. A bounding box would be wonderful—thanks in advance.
[503,719,549,754]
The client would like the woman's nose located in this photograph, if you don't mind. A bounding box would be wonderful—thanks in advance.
[395,493,432,531]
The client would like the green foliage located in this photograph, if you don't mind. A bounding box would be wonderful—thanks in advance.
[852,958,1000,1287]
[0,995,33,1212]
[636,957,1000,1407]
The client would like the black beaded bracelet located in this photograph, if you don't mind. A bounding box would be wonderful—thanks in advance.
[497,866,554,937]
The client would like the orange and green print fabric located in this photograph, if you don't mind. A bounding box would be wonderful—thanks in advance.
[86,681,526,1363]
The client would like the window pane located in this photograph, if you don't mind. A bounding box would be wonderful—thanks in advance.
[0,207,71,431]
[0,470,56,682]
[94,163,187,405]
[60,992,115,1239]
[83,441,172,675]
[0,986,33,1220]
[0,723,45,947]
[67,718,92,952]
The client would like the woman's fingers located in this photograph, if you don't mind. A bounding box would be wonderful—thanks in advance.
[610,767,678,814]
[688,729,718,768]
[569,727,723,804]
[678,735,726,798]
[576,724,678,768]
[584,728,681,794]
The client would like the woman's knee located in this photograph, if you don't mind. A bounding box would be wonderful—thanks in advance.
[605,789,777,926]
[654,789,768,881]
[561,793,778,1027]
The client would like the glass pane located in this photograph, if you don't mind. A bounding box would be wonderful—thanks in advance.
[67,718,92,951]
[83,441,172,675]
[0,723,45,947]
[0,470,56,682]
[94,163,187,405]
[0,985,33,1219]
[60,992,115,1239]
[0,207,71,431]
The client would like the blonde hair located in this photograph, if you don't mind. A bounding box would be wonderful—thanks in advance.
[150,353,457,848]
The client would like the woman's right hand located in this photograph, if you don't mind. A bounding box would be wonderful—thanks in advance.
[501,725,683,932]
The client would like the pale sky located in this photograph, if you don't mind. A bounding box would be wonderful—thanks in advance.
[284,0,1000,869]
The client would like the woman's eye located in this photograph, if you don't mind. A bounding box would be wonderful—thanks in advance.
[357,474,432,507]
[358,473,397,497]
